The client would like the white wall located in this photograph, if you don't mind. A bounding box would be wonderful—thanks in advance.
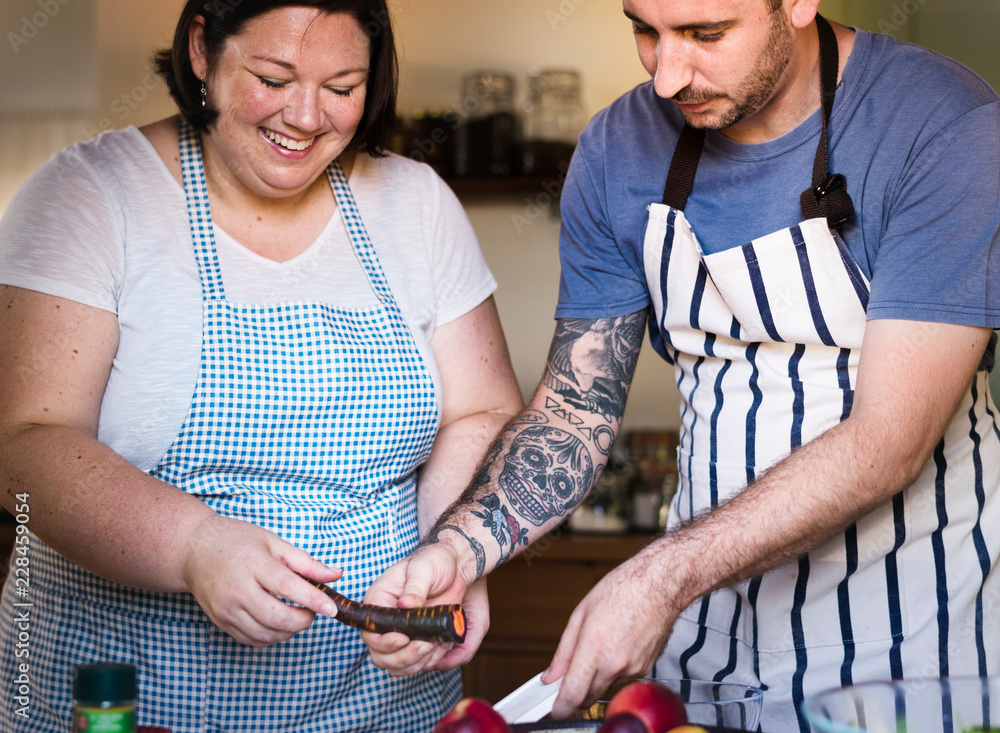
[1,0,97,113]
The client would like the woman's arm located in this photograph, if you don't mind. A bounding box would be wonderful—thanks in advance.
[0,285,341,645]
[417,296,524,535]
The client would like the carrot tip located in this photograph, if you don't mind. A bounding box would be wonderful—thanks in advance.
[452,607,467,643]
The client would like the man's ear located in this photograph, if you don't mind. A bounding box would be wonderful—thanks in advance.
[787,0,823,30]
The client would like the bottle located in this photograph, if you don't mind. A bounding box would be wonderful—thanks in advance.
[521,68,586,176]
[454,71,518,177]
[408,107,455,178]
[72,662,137,733]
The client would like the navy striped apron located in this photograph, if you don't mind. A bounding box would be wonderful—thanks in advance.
[0,121,460,733]
[646,17,1000,733]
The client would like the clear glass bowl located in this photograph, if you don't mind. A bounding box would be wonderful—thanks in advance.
[802,676,1000,733]
[558,678,763,731]
[657,679,764,730]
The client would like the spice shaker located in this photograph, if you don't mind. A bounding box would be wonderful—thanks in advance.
[72,662,137,733]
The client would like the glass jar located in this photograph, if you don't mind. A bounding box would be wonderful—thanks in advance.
[72,662,137,733]
[454,71,517,177]
[521,68,587,176]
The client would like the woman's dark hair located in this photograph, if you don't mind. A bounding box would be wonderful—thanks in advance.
[154,0,398,157]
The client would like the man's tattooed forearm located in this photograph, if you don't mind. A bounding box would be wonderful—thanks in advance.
[543,311,646,423]
[425,524,486,579]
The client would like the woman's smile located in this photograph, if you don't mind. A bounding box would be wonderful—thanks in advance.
[262,127,317,152]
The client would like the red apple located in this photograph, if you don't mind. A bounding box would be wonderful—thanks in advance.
[597,711,650,733]
[433,697,511,733]
[605,680,687,733]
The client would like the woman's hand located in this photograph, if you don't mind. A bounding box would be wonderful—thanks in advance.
[180,513,342,647]
[361,543,488,675]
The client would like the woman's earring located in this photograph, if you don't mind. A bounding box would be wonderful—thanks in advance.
[200,82,207,108]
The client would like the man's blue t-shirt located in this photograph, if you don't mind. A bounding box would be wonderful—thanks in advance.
[556,29,1000,330]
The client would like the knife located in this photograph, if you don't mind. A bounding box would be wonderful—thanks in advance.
[494,672,564,724]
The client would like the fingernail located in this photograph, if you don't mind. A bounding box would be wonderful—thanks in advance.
[321,603,337,618]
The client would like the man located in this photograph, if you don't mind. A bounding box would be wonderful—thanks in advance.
[365,1,1000,729]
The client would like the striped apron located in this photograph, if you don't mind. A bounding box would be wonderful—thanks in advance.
[647,18,1000,733]
[0,121,459,732]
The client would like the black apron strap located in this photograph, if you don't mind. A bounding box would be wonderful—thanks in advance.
[800,14,855,228]
[662,124,705,209]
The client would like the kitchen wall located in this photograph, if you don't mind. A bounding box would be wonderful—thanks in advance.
[2,0,999,427]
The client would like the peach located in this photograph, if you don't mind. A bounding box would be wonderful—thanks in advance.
[605,680,688,733]
[433,697,511,733]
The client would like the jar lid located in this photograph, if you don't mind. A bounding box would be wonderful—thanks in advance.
[528,68,582,97]
[73,663,137,702]
[462,71,515,102]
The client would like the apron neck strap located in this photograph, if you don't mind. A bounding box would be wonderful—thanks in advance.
[661,14,855,230]
[799,13,855,228]
[661,124,706,211]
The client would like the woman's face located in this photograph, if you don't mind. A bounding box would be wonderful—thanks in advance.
[190,7,370,200]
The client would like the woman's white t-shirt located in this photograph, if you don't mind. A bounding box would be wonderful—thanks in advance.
[0,126,496,470]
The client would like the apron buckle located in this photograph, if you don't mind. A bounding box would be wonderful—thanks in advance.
[813,172,847,198]
[810,173,855,229]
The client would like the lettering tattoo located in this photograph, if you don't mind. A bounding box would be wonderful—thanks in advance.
[544,313,647,423]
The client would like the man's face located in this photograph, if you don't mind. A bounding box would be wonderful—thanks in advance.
[624,0,795,131]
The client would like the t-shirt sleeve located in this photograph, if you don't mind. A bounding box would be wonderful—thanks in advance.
[555,118,651,320]
[866,99,1000,327]
[0,145,123,313]
[428,174,497,327]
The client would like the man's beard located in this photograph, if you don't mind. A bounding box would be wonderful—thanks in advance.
[676,8,795,130]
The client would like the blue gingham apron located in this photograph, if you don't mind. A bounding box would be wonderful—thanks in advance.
[645,21,1000,732]
[0,121,459,733]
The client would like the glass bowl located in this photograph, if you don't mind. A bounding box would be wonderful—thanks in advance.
[518,678,763,731]
[656,679,764,730]
[801,676,1000,733]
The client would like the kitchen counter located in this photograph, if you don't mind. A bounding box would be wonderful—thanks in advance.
[461,529,656,703]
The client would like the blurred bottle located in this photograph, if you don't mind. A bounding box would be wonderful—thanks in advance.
[72,662,137,733]
[628,431,679,532]
[406,108,455,178]
[521,68,586,176]
[454,71,518,177]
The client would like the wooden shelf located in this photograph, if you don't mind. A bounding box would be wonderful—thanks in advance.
[444,174,566,198]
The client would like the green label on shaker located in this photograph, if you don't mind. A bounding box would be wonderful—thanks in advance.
[73,706,137,733]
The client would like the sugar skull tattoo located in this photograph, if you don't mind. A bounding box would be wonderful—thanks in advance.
[500,425,593,526]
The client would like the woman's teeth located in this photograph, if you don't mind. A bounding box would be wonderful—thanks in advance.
[264,128,314,151]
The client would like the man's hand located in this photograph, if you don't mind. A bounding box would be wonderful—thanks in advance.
[362,543,488,675]
[542,546,682,717]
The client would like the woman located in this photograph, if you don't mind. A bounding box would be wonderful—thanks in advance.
[0,1,522,731]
